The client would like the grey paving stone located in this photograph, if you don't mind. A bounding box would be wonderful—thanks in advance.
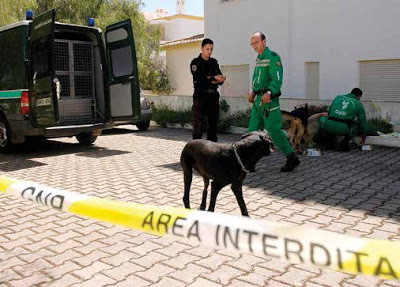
[0,127,398,286]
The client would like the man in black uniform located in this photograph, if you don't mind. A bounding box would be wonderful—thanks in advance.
[190,38,225,142]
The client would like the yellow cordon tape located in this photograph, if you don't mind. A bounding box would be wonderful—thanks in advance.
[0,176,399,280]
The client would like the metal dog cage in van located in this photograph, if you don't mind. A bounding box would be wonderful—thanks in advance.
[54,39,96,124]
[0,8,141,150]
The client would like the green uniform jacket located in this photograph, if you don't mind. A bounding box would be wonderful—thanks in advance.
[249,47,293,156]
[252,47,283,96]
[328,93,367,134]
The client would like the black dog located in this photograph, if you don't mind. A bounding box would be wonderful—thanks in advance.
[180,131,273,216]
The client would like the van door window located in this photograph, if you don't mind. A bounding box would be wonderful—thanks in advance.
[31,38,51,78]
[106,29,128,43]
[111,46,133,77]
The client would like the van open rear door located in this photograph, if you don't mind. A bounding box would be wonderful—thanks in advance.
[105,20,140,121]
[30,9,58,127]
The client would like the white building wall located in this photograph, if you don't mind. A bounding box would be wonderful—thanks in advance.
[289,0,400,100]
[204,0,400,122]
[205,0,400,99]
[205,0,291,93]
[166,43,200,96]
[163,18,204,41]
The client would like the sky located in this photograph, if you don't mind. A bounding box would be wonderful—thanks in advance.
[141,0,204,16]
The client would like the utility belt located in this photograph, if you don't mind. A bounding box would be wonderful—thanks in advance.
[195,88,218,94]
[254,89,282,98]
[256,98,280,118]
[253,89,281,118]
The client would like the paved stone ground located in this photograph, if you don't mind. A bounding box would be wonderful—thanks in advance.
[0,126,399,287]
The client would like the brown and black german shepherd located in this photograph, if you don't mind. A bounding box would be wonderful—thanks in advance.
[281,104,327,153]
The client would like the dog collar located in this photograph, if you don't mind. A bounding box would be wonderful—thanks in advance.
[232,144,250,174]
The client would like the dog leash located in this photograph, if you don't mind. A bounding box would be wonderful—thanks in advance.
[259,101,280,117]
[232,144,250,174]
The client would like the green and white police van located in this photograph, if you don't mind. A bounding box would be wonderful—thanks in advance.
[0,9,141,151]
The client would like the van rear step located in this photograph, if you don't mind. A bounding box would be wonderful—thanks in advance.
[44,123,109,138]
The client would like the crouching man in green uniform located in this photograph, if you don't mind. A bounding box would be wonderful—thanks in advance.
[247,32,300,172]
[318,88,367,151]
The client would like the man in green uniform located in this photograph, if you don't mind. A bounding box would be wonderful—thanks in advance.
[318,88,367,151]
[248,32,300,172]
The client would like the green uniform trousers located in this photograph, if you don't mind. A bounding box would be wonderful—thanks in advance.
[319,116,358,138]
[248,95,294,156]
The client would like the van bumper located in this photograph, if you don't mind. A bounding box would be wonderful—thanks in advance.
[10,120,112,138]
[113,109,152,126]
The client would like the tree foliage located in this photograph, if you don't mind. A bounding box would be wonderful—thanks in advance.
[0,0,37,26]
[0,0,164,91]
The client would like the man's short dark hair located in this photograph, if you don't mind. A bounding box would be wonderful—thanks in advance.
[351,88,363,96]
[202,38,214,47]
[253,32,266,41]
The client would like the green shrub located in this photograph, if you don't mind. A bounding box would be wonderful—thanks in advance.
[307,104,329,115]
[217,99,231,133]
[366,117,393,136]
[141,61,173,94]
[152,100,232,131]
[219,99,230,113]
[151,104,192,127]
[151,102,257,133]
[152,67,173,95]
[227,109,251,128]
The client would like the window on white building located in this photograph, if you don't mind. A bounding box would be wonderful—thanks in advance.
[220,64,249,98]
[305,62,319,100]
[359,59,400,102]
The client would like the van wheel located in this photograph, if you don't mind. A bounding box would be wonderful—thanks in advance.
[76,132,97,145]
[136,121,150,131]
[0,117,12,152]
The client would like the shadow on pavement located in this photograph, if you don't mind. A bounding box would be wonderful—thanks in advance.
[101,126,198,143]
[75,149,130,158]
[101,127,139,136]
[132,126,193,142]
[0,159,47,172]
[158,162,182,172]
[132,126,242,144]
[0,138,130,171]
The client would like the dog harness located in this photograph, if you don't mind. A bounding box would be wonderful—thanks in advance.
[232,144,250,174]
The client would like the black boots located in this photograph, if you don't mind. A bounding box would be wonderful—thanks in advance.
[280,152,300,172]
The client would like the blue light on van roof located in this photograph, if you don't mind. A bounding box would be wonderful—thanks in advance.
[26,10,33,20]
[88,18,95,27]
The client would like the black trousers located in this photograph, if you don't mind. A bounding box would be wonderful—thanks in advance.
[192,91,220,142]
